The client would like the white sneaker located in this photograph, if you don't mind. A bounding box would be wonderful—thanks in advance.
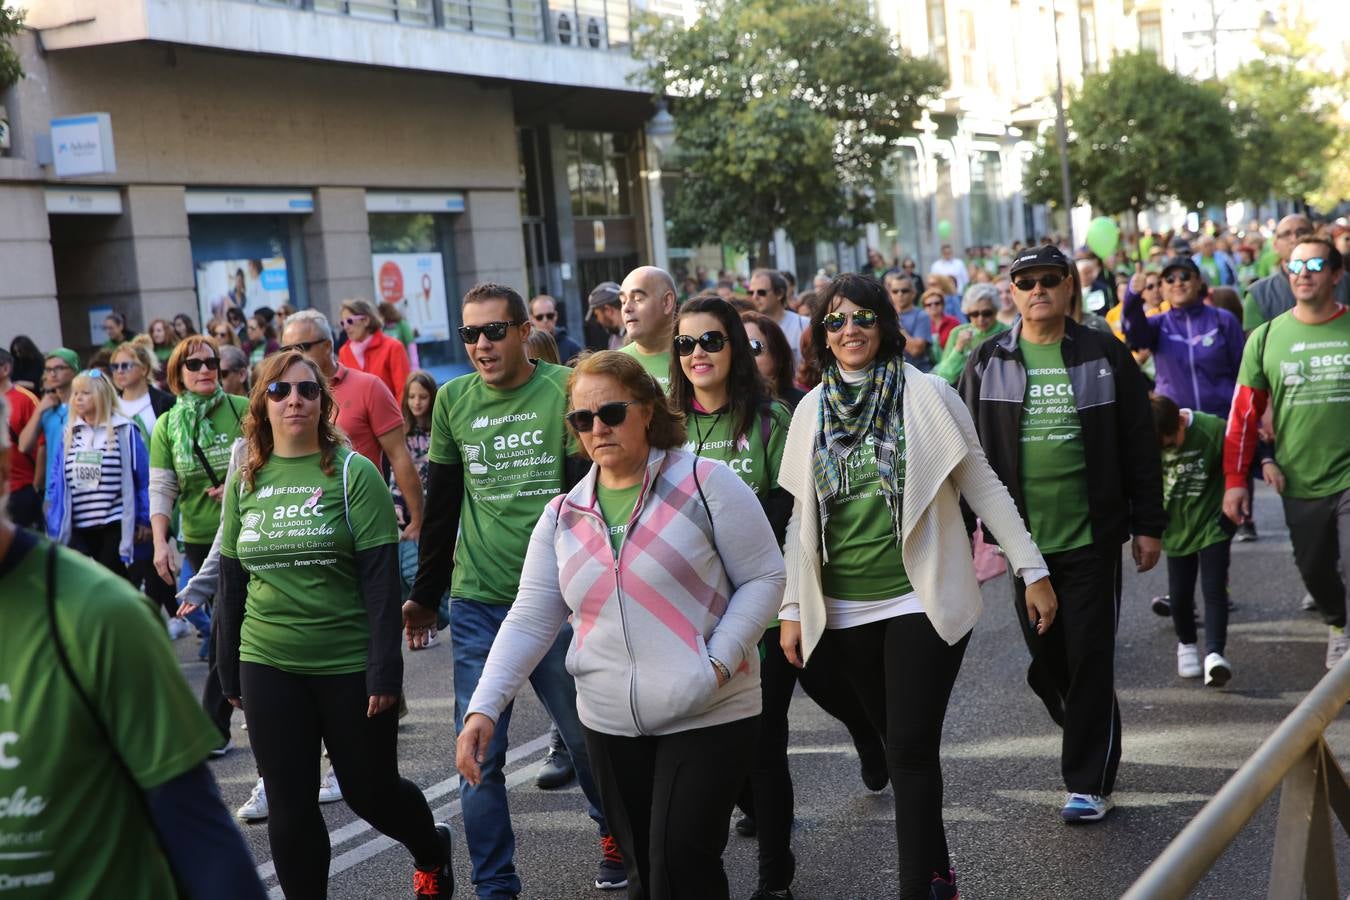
[1327,627,1349,670]
[318,767,343,804]
[1176,643,1202,678]
[237,778,268,821]
[1204,652,1232,687]
[166,617,190,640]
[1302,593,1318,612]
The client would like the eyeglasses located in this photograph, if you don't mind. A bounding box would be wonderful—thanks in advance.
[1163,272,1193,284]
[44,363,72,374]
[459,321,524,344]
[279,339,329,354]
[1276,228,1314,240]
[532,312,557,322]
[183,357,220,372]
[1288,257,1329,275]
[822,309,878,332]
[565,401,634,433]
[1013,274,1066,292]
[341,315,368,328]
[266,380,321,402]
[749,339,765,356]
[109,361,139,373]
[969,309,996,319]
[674,331,727,356]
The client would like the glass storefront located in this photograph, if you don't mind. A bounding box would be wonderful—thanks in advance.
[187,213,308,332]
[368,212,462,367]
[968,150,1005,246]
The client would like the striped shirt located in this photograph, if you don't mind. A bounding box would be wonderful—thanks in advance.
[65,422,124,528]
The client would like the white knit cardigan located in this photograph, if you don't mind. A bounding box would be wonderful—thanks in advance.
[780,365,1046,660]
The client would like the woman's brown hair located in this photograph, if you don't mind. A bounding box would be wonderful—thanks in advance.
[340,298,384,330]
[165,335,221,395]
[566,351,686,459]
[239,350,346,492]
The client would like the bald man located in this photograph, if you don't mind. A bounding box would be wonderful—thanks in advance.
[1244,215,1314,331]
[618,266,677,391]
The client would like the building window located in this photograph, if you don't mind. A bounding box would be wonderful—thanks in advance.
[927,0,948,72]
[1079,2,1098,72]
[1138,10,1163,64]
[881,146,924,267]
[566,131,633,218]
[968,150,1004,245]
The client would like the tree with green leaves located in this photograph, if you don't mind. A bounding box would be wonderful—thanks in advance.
[1024,51,1235,221]
[0,5,23,92]
[633,0,946,254]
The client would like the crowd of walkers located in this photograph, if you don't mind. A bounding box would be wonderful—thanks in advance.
[1,212,1348,900]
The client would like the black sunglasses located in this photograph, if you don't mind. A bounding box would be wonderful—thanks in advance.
[532,312,557,321]
[969,309,996,319]
[748,289,772,297]
[266,380,322,402]
[674,331,727,356]
[566,401,634,433]
[279,339,329,353]
[109,361,139,373]
[1013,274,1066,291]
[1163,272,1193,284]
[183,357,220,372]
[459,320,524,344]
[821,309,878,332]
[749,339,765,356]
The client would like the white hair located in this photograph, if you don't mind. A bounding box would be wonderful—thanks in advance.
[962,283,1000,315]
[285,309,334,344]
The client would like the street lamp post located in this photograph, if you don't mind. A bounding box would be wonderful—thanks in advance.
[644,99,677,271]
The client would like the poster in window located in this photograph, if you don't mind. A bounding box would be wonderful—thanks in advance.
[372,253,451,342]
[195,258,291,327]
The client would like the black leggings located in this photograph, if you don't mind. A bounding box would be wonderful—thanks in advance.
[585,717,757,900]
[128,554,178,618]
[70,523,125,576]
[744,626,883,890]
[240,662,444,900]
[185,541,233,741]
[1167,539,1232,654]
[821,615,970,900]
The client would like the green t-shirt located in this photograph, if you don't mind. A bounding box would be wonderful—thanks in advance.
[0,534,221,895]
[150,394,249,544]
[821,419,912,600]
[429,362,570,604]
[683,402,790,495]
[1018,339,1094,554]
[619,343,672,392]
[1238,311,1350,499]
[220,447,399,674]
[1198,256,1221,287]
[1242,291,1267,331]
[597,481,642,554]
[1161,411,1229,555]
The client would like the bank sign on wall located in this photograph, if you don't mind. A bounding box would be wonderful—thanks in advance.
[372,254,451,343]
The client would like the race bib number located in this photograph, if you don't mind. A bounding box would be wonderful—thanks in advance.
[72,450,103,490]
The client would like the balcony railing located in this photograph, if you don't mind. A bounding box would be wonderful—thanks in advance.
[243,0,635,48]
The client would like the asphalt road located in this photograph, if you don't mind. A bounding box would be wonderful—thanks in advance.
[177,482,1348,899]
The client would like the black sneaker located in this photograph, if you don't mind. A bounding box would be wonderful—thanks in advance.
[734,815,757,837]
[1234,522,1257,543]
[857,738,889,792]
[413,823,454,898]
[750,888,794,899]
[1150,595,1171,617]
[595,835,627,890]
[535,747,575,790]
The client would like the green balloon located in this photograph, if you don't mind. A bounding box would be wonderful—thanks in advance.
[1086,216,1120,259]
[937,219,952,239]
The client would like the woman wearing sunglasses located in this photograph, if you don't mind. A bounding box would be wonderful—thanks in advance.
[920,287,962,355]
[675,297,885,899]
[778,274,1055,900]
[741,311,806,410]
[215,351,454,899]
[1121,256,1245,417]
[458,350,784,900]
[932,284,1010,385]
[338,298,411,403]
[149,335,249,750]
[208,318,241,347]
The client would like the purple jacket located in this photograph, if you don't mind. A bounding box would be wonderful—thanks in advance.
[1120,287,1245,417]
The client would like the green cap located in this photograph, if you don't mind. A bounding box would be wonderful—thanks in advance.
[44,348,80,371]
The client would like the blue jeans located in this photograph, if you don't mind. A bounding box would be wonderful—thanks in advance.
[451,597,608,899]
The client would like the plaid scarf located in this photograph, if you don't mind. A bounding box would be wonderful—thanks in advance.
[812,356,906,561]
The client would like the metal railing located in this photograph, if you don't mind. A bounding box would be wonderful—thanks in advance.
[1123,651,1350,899]
[238,0,636,47]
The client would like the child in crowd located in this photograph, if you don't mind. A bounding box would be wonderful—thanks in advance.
[393,370,448,636]
[1153,394,1235,686]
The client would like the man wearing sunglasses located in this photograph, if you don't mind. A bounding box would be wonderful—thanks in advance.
[406,282,625,896]
[1243,215,1314,331]
[616,266,677,392]
[883,272,934,371]
[529,294,582,365]
[1120,257,1245,418]
[1225,238,1350,669]
[959,243,1164,824]
[17,348,81,512]
[748,269,808,369]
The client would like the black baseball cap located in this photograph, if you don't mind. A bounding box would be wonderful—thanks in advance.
[587,282,621,312]
[1009,245,1072,277]
[1160,256,1200,278]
